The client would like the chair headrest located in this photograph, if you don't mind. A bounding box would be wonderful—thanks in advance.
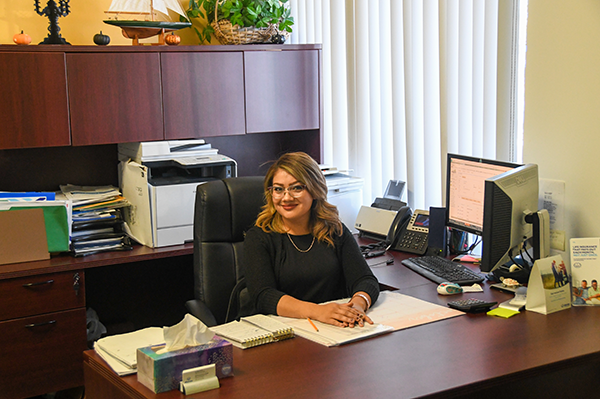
[194,176,265,243]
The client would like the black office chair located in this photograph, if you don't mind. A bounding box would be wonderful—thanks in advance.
[185,176,265,327]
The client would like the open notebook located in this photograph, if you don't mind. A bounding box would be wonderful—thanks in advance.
[210,314,294,349]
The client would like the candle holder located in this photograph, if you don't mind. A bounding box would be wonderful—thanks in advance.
[35,0,71,45]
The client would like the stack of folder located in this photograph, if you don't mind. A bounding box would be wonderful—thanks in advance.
[0,191,70,264]
[60,185,133,257]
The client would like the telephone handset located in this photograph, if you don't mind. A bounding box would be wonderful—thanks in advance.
[385,206,412,244]
[387,208,430,255]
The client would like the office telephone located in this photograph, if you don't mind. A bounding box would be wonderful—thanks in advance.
[387,208,430,255]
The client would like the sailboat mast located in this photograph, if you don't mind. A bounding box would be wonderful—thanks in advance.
[150,0,155,21]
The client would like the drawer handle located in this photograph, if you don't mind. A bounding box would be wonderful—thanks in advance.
[22,279,54,287]
[25,320,57,328]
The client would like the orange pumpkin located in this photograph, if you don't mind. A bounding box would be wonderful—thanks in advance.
[13,31,32,45]
[165,34,181,46]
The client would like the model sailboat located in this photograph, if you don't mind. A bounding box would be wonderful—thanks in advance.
[104,0,191,45]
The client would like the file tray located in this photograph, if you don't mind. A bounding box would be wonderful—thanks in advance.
[137,336,233,394]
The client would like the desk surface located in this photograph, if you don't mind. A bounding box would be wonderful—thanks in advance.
[84,249,600,399]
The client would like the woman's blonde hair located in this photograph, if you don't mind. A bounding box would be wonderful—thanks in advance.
[255,152,343,246]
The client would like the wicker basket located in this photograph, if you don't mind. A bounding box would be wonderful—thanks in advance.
[210,2,290,45]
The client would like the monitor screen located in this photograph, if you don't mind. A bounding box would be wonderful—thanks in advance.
[446,154,519,235]
[480,163,539,272]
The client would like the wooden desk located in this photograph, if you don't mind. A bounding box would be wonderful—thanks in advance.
[83,249,600,398]
[0,244,194,399]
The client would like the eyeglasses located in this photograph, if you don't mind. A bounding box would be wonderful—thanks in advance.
[269,184,307,198]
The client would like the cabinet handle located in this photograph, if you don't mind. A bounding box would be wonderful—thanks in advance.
[22,279,55,287]
[25,320,57,328]
[73,273,80,296]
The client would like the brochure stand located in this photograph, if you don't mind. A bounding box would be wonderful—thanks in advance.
[526,254,571,315]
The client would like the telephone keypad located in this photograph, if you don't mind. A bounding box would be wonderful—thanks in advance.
[396,231,428,255]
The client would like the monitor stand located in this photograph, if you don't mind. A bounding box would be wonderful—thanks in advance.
[525,209,550,261]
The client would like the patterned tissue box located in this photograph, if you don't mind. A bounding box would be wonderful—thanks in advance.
[137,336,233,393]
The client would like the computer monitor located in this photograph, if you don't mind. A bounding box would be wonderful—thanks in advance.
[480,163,540,272]
[446,154,519,235]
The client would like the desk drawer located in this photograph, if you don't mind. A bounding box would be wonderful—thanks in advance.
[0,270,85,321]
[0,307,87,399]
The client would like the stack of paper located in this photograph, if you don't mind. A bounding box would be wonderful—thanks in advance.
[94,327,165,376]
[60,185,133,256]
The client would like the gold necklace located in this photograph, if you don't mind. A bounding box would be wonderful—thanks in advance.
[287,233,316,253]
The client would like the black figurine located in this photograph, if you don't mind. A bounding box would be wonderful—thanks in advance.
[35,0,71,45]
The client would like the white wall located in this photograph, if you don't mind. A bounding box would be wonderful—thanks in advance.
[523,0,600,257]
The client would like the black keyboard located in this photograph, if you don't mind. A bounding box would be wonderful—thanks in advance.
[401,256,484,285]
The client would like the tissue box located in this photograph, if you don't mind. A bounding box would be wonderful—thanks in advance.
[137,336,233,393]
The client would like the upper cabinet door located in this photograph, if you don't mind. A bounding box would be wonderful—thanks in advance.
[0,52,70,149]
[244,50,320,134]
[66,53,164,146]
[162,52,246,139]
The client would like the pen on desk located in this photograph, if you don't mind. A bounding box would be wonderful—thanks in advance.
[307,318,319,332]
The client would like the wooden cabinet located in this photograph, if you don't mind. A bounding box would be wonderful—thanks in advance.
[0,52,70,149]
[66,52,164,145]
[161,52,246,139]
[0,45,321,148]
[0,271,86,399]
[245,49,320,133]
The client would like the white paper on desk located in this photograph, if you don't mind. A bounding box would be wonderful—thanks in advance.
[367,291,463,330]
[94,345,137,376]
[95,327,164,369]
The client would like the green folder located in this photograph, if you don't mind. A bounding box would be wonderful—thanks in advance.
[0,205,69,253]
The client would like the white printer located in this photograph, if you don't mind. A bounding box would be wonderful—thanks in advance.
[118,140,237,248]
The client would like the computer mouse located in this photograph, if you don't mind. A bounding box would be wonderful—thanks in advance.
[437,282,463,295]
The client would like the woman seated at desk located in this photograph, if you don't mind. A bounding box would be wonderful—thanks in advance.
[244,152,379,327]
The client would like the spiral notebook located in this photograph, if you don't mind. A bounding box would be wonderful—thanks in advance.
[210,314,294,349]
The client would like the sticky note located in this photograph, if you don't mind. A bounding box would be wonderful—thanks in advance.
[487,307,520,318]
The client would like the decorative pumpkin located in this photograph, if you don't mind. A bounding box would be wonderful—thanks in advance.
[270,34,285,44]
[13,31,32,46]
[165,33,181,46]
[93,31,110,46]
